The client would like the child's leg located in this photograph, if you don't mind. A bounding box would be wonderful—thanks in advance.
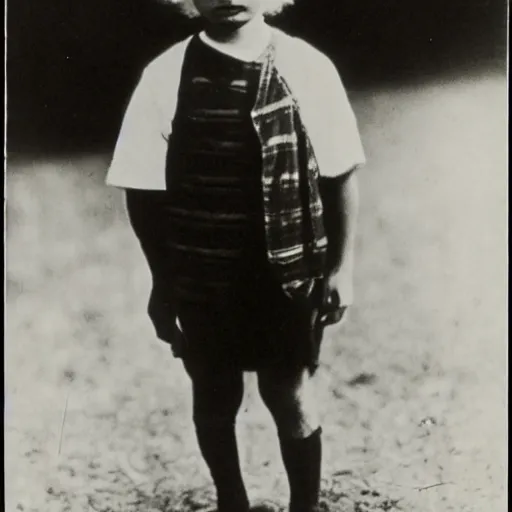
[257,366,319,438]
[257,366,322,512]
[184,358,249,512]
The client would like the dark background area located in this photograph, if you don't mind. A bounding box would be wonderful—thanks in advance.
[7,0,507,155]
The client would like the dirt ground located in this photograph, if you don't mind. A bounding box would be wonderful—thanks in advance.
[5,71,507,512]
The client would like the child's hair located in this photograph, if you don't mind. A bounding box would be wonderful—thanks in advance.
[162,0,295,17]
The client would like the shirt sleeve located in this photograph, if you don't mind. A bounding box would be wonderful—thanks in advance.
[302,57,366,178]
[105,69,169,190]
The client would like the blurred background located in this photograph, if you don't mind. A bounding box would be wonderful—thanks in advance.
[7,0,507,155]
[5,2,508,511]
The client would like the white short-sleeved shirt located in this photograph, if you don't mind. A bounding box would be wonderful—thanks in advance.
[106,28,366,190]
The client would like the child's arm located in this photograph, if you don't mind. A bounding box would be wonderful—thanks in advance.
[319,169,359,309]
[125,189,185,353]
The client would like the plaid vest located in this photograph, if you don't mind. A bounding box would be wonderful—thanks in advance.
[252,42,328,299]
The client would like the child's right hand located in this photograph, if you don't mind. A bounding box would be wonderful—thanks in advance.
[156,320,187,358]
[147,290,187,357]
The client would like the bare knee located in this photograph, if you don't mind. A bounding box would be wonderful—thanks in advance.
[257,367,319,438]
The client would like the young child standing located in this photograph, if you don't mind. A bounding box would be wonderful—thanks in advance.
[107,1,365,510]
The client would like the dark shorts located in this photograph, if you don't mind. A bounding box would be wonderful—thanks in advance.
[124,190,325,373]
[173,274,323,373]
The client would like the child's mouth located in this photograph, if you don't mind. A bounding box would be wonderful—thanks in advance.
[215,6,246,16]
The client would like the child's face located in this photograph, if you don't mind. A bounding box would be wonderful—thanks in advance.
[192,0,264,27]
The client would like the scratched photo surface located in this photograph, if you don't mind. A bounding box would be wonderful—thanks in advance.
[5,1,507,511]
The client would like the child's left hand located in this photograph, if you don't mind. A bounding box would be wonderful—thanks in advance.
[319,268,353,326]
[325,267,353,306]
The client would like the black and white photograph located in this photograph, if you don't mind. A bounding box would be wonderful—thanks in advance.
[5,1,508,511]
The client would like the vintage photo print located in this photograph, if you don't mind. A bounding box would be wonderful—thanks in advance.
[5,1,508,511]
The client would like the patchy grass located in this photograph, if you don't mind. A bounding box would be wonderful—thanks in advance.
[5,71,507,512]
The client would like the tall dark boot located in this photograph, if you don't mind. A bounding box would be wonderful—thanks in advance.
[278,427,322,512]
[195,418,250,512]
